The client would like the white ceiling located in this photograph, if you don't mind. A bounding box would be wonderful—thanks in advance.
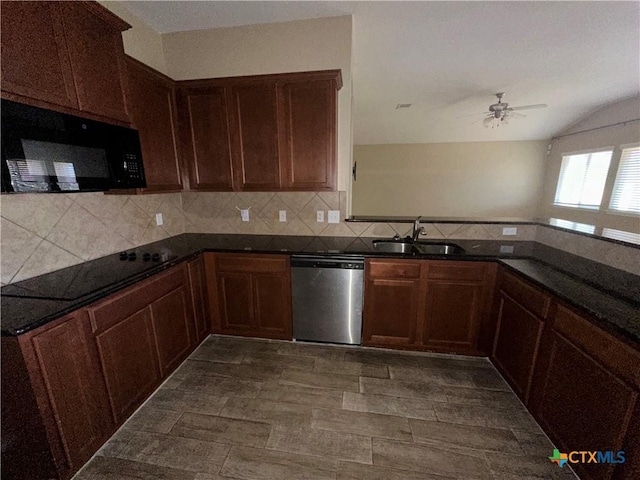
[124,1,640,144]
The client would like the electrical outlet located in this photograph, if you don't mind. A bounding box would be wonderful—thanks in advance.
[155,213,163,226]
[502,227,517,236]
[328,210,340,224]
[240,209,250,222]
[317,211,325,222]
[279,210,287,222]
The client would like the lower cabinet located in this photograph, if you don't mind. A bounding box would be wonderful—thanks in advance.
[88,264,195,422]
[2,310,113,480]
[206,253,292,340]
[363,259,495,354]
[2,259,208,480]
[188,256,211,343]
[491,270,551,403]
[530,304,640,480]
[362,259,422,346]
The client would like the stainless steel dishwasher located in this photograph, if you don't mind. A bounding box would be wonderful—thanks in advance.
[291,255,364,345]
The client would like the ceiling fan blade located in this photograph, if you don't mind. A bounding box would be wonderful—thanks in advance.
[457,111,491,118]
[508,111,527,119]
[510,104,548,111]
[471,116,489,125]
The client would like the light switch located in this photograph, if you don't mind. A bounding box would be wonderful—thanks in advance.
[279,210,287,222]
[317,211,325,222]
[155,213,163,226]
[240,209,250,222]
[502,227,517,236]
[328,210,340,224]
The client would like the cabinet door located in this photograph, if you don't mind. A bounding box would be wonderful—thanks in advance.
[492,293,544,402]
[363,260,422,347]
[0,1,78,109]
[422,280,484,354]
[178,87,234,190]
[95,308,161,424]
[151,287,193,376]
[217,271,255,334]
[60,2,129,122]
[188,257,210,343]
[253,271,292,340]
[126,57,182,192]
[229,83,282,190]
[29,312,112,471]
[279,79,336,191]
[532,306,640,480]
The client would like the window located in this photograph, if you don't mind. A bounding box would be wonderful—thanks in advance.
[609,145,640,214]
[554,149,613,209]
[549,218,596,234]
[602,228,640,245]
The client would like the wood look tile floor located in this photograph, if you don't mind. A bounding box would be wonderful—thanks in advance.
[75,336,578,480]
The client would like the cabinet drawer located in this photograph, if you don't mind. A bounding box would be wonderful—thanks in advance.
[427,262,486,281]
[215,254,289,273]
[367,260,421,279]
[554,305,640,388]
[500,270,551,319]
[88,265,186,333]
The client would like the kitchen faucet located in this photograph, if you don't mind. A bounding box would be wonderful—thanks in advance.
[412,216,425,242]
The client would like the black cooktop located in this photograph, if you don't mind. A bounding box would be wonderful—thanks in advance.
[1,248,178,301]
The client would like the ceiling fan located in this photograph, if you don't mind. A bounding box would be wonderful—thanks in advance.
[477,93,548,128]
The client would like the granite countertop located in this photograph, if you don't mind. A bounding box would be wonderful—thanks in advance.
[2,233,639,343]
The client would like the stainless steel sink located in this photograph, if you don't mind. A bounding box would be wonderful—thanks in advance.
[415,242,465,255]
[372,240,415,253]
[372,240,464,255]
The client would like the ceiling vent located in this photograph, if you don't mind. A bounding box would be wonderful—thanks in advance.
[395,103,412,109]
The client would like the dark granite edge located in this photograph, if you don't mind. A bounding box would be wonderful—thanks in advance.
[2,234,638,343]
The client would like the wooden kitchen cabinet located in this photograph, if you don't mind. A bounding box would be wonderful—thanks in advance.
[188,256,211,343]
[88,264,194,422]
[208,253,293,340]
[1,1,131,125]
[363,259,423,347]
[2,310,113,480]
[177,85,235,190]
[491,270,551,402]
[126,56,182,192]
[422,262,493,353]
[529,304,640,480]
[229,82,283,190]
[363,259,494,354]
[176,70,341,192]
[0,1,78,110]
[279,78,338,191]
[59,2,130,123]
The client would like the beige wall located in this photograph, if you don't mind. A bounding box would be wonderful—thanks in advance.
[99,1,168,75]
[162,16,353,194]
[352,141,548,217]
[537,96,640,233]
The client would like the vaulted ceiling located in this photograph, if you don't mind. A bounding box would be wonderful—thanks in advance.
[125,1,640,144]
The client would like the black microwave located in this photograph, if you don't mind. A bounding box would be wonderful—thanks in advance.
[1,100,146,193]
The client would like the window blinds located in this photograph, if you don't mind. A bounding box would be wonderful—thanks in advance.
[554,150,612,209]
[609,146,640,214]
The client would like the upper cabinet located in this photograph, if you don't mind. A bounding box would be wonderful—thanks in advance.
[177,86,234,191]
[177,70,341,192]
[126,56,182,192]
[1,1,131,125]
[279,79,337,191]
[229,82,282,190]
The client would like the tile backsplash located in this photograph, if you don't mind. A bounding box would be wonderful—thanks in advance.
[1,192,184,284]
[1,191,638,283]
